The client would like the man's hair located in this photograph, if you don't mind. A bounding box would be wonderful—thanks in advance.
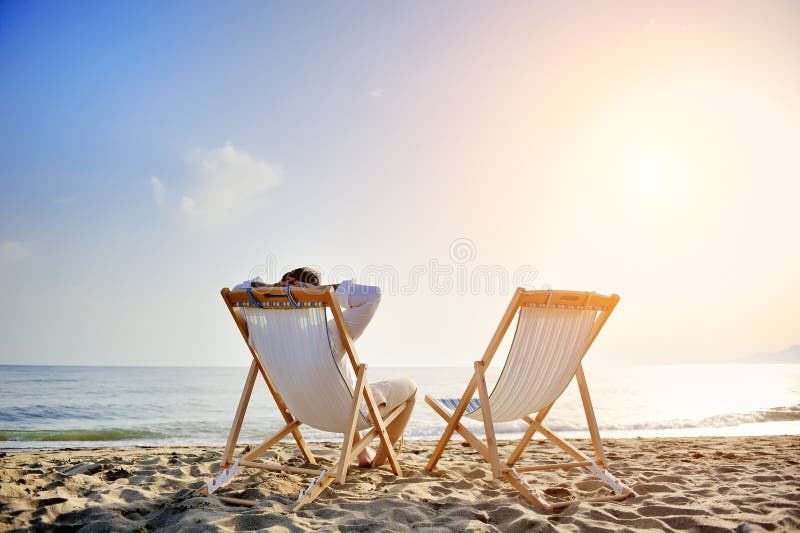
[281,267,322,286]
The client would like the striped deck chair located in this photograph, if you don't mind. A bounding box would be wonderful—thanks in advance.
[425,289,634,510]
[199,286,405,511]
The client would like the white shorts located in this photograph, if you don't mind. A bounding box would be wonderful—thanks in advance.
[369,377,417,414]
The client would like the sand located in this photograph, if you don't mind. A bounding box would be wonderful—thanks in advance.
[1,436,799,532]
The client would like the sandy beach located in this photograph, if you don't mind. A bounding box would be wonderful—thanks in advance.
[1,435,798,532]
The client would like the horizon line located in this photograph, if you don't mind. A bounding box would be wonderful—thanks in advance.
[0,361,798,369]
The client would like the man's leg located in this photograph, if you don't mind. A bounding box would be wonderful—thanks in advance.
[352,432,374,467]
[370,378,417,468]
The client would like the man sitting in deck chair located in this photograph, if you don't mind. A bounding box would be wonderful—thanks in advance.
[235,266,417,468]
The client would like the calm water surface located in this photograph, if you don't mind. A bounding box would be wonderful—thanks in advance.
[1,364,798,449]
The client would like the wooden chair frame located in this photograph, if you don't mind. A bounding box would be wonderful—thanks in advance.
[425,288,634,510]
[199,286,405,511]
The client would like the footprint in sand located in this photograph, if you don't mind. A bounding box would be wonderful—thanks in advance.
[35,497,68,508]
[103,468,131,482]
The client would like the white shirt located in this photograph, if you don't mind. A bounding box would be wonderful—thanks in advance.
[328,279,381,357]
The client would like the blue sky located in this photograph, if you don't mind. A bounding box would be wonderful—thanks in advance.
[1,1,799,366]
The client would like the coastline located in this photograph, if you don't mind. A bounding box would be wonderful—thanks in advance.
[2,435,799,531]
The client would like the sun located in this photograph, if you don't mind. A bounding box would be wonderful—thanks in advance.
[639,159,671,197]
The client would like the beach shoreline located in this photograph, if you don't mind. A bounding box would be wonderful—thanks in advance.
[2,435,799,531]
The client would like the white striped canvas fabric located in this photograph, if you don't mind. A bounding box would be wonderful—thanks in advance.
[241,306,371,433]
[434,397,482,415]
[435,305,597,424]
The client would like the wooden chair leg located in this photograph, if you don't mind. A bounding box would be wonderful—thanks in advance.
[503,467,553,511]
[526,417,634,496]
[293,474,334,512]
[221,361,259,467]
[475,362,502,478]
[426,376,479,471]
[362,380,403,477]
[506,404,553,467]
[424,394,492,461]
[525,417,586,463]
[336,364,367,484]
[576,365,607,467]
[351,402,407,457]
[291,403,410,512]
[289,427,316,465]
[200,419,301,497]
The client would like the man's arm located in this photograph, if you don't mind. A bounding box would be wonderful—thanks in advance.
[237,277,339,291]
[250,280,287,288]
[335,281,381,337]
[232,277,279,291]
[282,277,339,290]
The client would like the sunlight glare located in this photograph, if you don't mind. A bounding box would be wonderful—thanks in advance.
[639,158,671,197]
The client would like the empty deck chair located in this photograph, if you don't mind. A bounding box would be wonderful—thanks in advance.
[199,286,406,511]
[425,289,634,510]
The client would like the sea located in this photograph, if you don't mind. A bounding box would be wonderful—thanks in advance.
[1,364,798,450]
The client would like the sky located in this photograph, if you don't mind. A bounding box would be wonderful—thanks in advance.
[1,1,799,367]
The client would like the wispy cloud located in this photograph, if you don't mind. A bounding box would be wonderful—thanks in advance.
[182,142,282,227]
[0,240,32,265]
[369,88,385,97]
[180,195,195,213]
[150,142,282,228]
[150,176,165,206]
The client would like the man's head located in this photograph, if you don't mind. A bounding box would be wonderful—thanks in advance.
[281,267,321,286]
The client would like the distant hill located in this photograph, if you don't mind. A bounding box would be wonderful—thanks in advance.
[746,345,800,363]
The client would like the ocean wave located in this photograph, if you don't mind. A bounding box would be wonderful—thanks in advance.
[495,403,800,434]
[0,428,165,442]
[0,403,165,423]
[0,406,107,422]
